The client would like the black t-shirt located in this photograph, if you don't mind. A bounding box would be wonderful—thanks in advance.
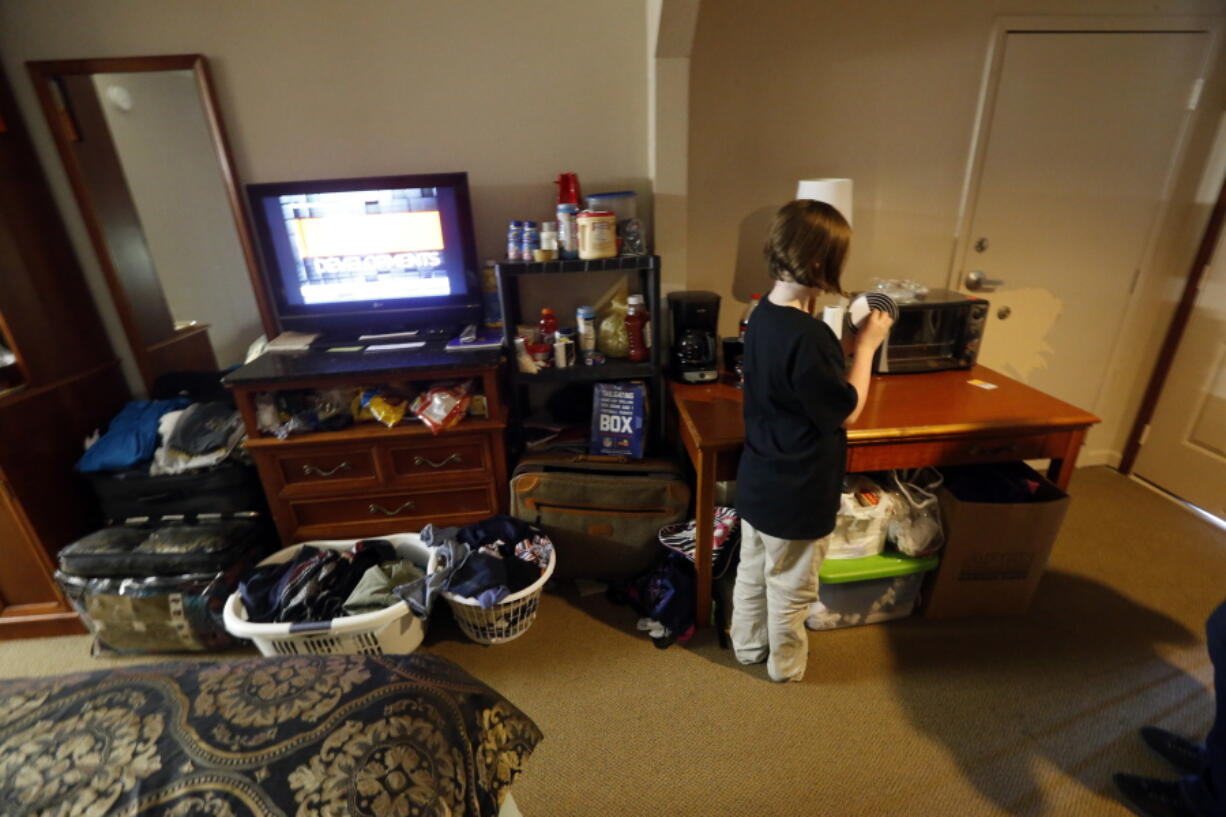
[735,296,858,540]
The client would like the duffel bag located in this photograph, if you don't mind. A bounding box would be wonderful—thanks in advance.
[510,454,690,580]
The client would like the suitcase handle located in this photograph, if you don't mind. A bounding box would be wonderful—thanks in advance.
[570,455,630,464]
[136,491,181,504]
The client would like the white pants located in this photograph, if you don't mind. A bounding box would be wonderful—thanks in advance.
[729,518,830,682]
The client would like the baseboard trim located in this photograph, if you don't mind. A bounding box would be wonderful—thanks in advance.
[1129,474,1226,532]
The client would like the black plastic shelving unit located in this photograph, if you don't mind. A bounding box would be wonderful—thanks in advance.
[495,255,664,454]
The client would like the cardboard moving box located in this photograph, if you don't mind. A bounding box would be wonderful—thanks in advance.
[923,463,1069,618]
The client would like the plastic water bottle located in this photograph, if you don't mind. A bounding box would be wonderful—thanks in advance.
[626,294,650,363]
[556,204,579,259]
[507,220,523,261]
[739,293,761,339]
[521,221,540,262]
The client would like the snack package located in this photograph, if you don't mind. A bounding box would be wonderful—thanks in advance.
[410,381,473,435]
[360,387,409,426]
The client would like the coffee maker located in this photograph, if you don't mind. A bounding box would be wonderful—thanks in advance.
[667,291,720,383]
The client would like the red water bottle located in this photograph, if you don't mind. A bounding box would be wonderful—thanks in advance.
[625,294,650,363]
[739,293,761,339]
[538,308,559,342]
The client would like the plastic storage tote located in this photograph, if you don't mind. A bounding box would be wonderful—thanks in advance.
[806,551,939,631]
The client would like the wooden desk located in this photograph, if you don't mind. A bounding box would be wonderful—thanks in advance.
[671,365,1100,626]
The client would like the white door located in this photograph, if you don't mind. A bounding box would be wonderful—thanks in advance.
[1134,171,1226,519]
[953,30,1208,413]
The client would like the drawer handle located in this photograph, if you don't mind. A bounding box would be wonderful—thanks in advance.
[303,462,353,478]
[413,453,463,469]
[369,501,415,516]
[969,444,1018,457]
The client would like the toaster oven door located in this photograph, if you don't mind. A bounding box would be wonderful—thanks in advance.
[877,306,971,373]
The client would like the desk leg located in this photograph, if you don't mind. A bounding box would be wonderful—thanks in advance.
[1047,428,1087,492]
[694,450,716,630]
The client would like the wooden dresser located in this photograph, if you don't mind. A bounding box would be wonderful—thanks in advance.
[225,346,508,544]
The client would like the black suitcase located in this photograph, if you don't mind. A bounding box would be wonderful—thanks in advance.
[90,461,265,522]
[55,514,274,654]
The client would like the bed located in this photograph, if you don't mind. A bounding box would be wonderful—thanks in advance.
[0,652,541,816]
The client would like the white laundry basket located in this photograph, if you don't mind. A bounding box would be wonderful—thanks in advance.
[223,534,430,656]
[430,545,556,645]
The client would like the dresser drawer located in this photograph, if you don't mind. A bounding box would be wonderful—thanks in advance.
[384,436,490,484]
[272,447,379,494]
[288,485,496,536]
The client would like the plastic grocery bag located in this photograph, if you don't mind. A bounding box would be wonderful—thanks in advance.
[886,468,944,557]
[828,475,893,559]
[596,275,630,358]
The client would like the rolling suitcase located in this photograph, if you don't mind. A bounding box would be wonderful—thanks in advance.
[509,454,690,580]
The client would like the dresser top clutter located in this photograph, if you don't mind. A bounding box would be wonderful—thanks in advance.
[223,345,502,386]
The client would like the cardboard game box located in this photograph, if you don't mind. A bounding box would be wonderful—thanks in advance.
[590,381,648,458]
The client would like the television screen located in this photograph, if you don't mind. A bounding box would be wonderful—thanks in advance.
[247,173,481,336]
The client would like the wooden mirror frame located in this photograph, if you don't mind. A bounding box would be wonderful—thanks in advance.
[26,54,276,388]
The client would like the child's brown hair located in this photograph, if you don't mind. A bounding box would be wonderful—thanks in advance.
[763,199,851,295]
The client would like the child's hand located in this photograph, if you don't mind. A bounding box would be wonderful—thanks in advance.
[856,309,894,352]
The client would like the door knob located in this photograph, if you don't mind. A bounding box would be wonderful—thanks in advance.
[965,270,1002,292]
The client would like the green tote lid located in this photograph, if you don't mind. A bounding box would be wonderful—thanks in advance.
[819,551,940,584]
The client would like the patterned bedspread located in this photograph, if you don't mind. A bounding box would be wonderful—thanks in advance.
[0,652,541,816]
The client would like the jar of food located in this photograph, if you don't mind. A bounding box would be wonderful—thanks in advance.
[577,211,617,260]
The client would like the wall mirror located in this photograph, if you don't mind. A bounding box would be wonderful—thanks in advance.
[27,55,274,389]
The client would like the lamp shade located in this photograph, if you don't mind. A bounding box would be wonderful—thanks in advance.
[795,178,853,226]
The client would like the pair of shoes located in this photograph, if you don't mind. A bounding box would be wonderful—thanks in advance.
[1141,726,1206,775]
[1112,774,1197,817]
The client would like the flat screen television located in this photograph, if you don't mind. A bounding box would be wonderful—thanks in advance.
[246,172,482,339]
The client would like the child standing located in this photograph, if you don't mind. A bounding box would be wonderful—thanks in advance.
[731,199,893,683]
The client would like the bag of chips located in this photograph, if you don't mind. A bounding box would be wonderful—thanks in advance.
[410,381,472,435]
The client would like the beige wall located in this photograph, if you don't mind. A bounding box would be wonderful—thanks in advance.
[0,0,649,387]
[687,0,1226,462]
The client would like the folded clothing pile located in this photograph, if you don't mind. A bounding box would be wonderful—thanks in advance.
[398,515,554,618]
[152,401,246,475]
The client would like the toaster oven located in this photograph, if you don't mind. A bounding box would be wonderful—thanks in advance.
[871,289,989,374]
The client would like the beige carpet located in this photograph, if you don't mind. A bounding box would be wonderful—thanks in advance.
[2,467,1223,816]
